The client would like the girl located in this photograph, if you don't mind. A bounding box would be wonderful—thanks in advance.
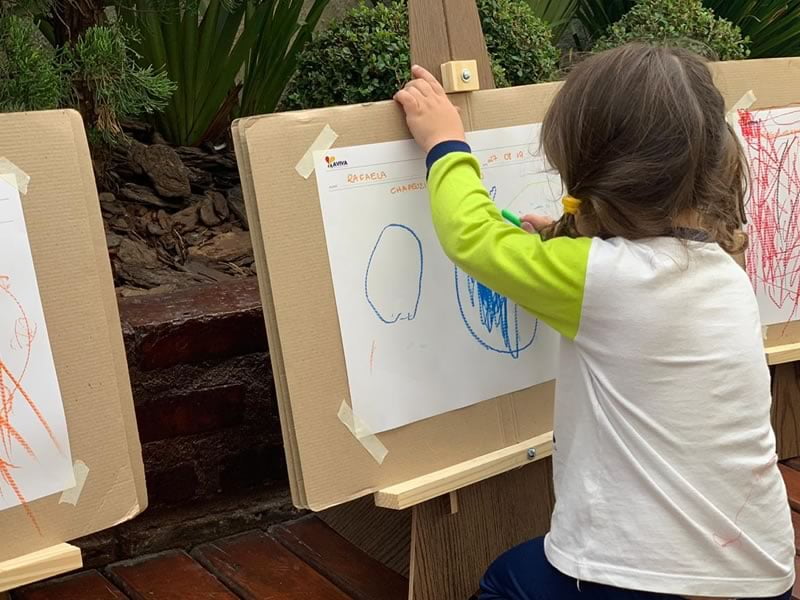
[394,44,795,600]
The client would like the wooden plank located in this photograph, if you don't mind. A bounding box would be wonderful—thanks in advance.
[193,531,350,600]
[440,0,494,88]
[375,432,552,510]
[320,497,412,577]
[768,343,800,365]
[12,570,125,600]
[794,556,800,600]
[773,363,800,460]
[272,517,407,600]
[409,458,554,600]
[106,550,236,600]
[780,463,800,512]
[409,0,451,79]
[0,544,82,593]
[792,511,800,554]
[408,0,494,89]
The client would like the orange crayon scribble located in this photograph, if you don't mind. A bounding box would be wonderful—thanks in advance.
[0,457,41,534]
[0,361,61,455]
[0,274,56,534]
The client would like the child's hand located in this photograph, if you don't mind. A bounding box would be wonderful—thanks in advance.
[394,65,466,153]
[521,214,553,233]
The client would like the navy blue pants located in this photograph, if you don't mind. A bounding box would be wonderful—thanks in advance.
[479,537,793,600]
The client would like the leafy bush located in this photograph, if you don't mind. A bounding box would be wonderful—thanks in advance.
[283,0,559,110]
[576,0,634,39]
[65,25,175,138]
[0,15,66,112]
[704,0,800,58]
[0,0,175,142]
[593,0,749,60]
[122,0,329,146]
[580,0,800,58]
[524,0,579,41]
[480,0,560,86]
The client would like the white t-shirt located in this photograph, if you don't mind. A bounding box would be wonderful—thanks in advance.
[544,237,795,598]
[427,151,795,597]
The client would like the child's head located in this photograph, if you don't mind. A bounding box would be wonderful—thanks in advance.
[541,43,746,253]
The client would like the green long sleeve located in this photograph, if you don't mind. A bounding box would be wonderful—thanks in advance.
[428,152,591,340]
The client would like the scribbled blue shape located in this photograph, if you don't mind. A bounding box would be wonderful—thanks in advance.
[365,224,423,324]
[489,185,497,201]
[454,266,537,358]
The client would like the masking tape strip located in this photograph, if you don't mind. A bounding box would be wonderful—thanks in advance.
[59,460,90,505]
[338,401,388,464]
[726,90,757,128]
[295,125,338,179]
[0,158,31,195]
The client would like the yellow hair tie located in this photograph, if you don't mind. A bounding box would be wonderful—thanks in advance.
[562,195,581,215]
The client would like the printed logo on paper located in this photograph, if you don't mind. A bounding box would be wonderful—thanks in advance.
[325,155,349,169]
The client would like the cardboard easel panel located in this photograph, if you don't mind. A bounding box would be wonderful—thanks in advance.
[235,57,800,511]
[0,110,146,561]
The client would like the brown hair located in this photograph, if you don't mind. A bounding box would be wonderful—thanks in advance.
[540,43,747,253]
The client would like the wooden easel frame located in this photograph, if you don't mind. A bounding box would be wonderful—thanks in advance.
[0,543,82,593]
[315,2,800,598]
[314,2,559,598]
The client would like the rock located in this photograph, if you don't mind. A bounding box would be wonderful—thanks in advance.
[110,215,131,232]
[209,191,230,220]
[147,221,167,236]
[172,205,200,232]
[120,183,172,208]
[227,186,248,230]
[130,142,191,198]
[117,237,161,269]
[187,167,213,190]
[156,210,172,232]
[199,195,221,227]
[115,238,197,289]
[99,193,127,216]
[106,232,123,249]
[188,231,253,263]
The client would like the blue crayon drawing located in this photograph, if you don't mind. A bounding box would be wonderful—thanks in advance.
[454,266,537,358]
[489,185,497,201]
[365,224,424,324]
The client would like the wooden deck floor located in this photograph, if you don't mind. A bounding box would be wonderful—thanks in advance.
[10,459,800,600]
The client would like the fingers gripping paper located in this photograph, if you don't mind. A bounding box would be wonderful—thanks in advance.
[314,124,562,434]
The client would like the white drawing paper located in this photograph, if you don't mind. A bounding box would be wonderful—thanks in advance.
[0,177,74,514]
[315,124,562,433]
[734,106,800,326]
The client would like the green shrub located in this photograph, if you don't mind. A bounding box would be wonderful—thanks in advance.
[122,0,329,146]
[0,15,66,112]
[283,0,559,110]
[0,9,175,142]
[65,25,175,138]
[579,0,800,59]
[593,0,749,60]
[480,0,560,86]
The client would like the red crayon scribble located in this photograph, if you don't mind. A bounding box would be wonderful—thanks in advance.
[712,454,777,548]
[0,274,59,533]
[738,109,800,321]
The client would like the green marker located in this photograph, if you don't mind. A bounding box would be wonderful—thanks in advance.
[501,209,522,228]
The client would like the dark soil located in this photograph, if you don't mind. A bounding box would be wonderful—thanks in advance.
[97,123,255,297]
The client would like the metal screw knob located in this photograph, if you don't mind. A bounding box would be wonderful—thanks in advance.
[527,448,536,459]
[461,69,472,83]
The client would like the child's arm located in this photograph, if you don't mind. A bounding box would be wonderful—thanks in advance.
[428,147,589,339]
[395,65,590,339]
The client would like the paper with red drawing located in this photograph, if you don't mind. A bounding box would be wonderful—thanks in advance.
[0,176,74,516]
[735,106,800,326]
